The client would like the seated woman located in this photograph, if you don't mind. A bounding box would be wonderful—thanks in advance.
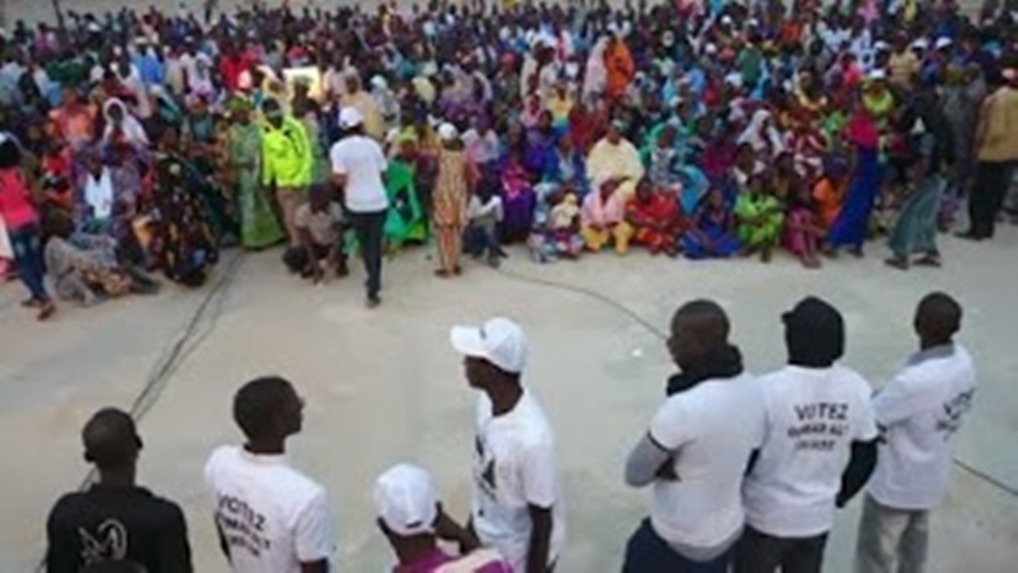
[580,177,633,254]
[43,211,158,306]
[498,146,537,243]
[384,134,427,252]
[734,174,784,262]
[626,178,686,256]
[148,123,219,287]
[812,157,849,231]
[548,133,588,198]
[642,123,683,194]
[681,187,741,260]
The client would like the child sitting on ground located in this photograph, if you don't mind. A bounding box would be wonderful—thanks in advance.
[783,182,825,269]
[548,191,584,258]
[463,185,505,268]
[285,184,348,283]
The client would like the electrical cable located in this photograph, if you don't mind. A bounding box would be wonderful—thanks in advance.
[34,252,245,571]
[496,265,1018,499]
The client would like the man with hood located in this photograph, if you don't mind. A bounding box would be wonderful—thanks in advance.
[623,300,765,571]
[736,297,879,573]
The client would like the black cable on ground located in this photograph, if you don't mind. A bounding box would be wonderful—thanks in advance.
[496,265,1018,500]
[34,252,245,571]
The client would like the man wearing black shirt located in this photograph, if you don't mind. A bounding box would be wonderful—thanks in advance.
[46,408,193,572]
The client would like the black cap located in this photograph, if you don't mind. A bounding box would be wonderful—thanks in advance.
[783,297,845,367]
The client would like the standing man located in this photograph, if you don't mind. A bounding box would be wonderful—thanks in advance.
[330,107,388,308]
[622,300,765,572]
[885,84,955,270]
[46,408,192,572]
[736,297,879,573]
[204,376,334,573]
[261,98,314,249]
[856,292,975,573]
[957,67,1018,241]
[449,317,566,573]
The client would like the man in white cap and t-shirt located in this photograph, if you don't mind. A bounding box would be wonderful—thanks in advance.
[449,318,566,573]
[330,107,389,307]
[374,463,512,572]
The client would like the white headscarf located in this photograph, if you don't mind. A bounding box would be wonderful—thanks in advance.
[582,37,610,102]
[738,109,784,155]
[102,98,149,148]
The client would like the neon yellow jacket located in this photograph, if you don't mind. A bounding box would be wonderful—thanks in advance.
[260,116,313,188]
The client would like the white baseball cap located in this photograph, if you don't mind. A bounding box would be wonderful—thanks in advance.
[450,318,528,374]
[373,464,438,537]
[911,38,929,51]
[935,37,953,51]
[438,122,459,142]
[339,107,363,129]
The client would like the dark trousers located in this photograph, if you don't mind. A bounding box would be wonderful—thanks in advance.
[463,223,500,258]
[967,161,1011,239]
[348,210,386,299]
[622,519,735,573]
[734,526,828,573]
[9,224,49,301]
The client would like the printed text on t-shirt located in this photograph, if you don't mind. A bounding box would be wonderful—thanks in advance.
[216,494,271,557]
[788,402,850,452]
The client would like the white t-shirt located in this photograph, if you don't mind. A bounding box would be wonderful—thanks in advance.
[648,374,765,551]
[868,344,976,510]
[204,445,334,573]
[743,365,879,538]
[330,135,389,213]
[472,390,566,572]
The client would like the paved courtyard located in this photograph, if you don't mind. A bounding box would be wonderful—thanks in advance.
[1,228,1017,572]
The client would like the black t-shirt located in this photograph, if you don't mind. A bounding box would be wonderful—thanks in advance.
[46,484,193,573]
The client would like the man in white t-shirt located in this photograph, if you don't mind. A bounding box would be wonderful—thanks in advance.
[330,107,388,307]
[204,376,334,573]
[856,293,975,573]
[623,300,764,572]
[736,297,879,573]
[449,317,566,573]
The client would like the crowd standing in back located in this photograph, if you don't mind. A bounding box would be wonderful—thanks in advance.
[2,0,1017,319]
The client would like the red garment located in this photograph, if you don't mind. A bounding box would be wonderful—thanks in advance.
[605,41,635,101]
[845,113,879,149]
[219,53,253,92]
[627,193,685,252]
[0,169,39,230]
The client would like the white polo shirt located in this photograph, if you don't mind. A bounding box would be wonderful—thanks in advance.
[204,445,334,573]
[648,374,765,552]
[743,365,878,538]
[471,390,566,573]
[329,134,389,213]
[868,344,976,510]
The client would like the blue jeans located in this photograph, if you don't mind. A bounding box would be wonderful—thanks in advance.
[623,519,735,573]
[8,224,49,301]
[348,210,386,299]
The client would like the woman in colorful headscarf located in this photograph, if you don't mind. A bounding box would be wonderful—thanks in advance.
[149,123,219,286]
[227,98,285,250]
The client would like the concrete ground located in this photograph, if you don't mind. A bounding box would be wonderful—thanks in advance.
[1,225,1017,572]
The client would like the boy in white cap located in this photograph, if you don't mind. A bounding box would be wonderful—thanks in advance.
[449,318,566,573]
[374,463,512,572]
[331,106,389,307]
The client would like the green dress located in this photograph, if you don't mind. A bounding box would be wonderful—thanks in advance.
[384,159,427,248]
[735,192,784,246]
[229,122,285,249]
